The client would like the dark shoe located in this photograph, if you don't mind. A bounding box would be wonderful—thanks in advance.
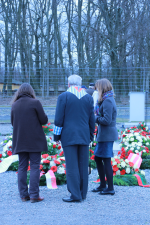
[99,188,115,195]
[30,196,44,203]
[91,186,106,192]
[21,196,30,202]
[62,197,81,203]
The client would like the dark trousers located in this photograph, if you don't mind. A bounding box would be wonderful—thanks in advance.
[63,145,89,200]
[95,156,114,191]
[18,152,41,199]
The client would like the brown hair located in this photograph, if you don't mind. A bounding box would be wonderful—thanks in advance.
[11,83,36,104]
[95,78,114,102]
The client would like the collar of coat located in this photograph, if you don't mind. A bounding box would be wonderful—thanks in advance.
[67,86,88,99]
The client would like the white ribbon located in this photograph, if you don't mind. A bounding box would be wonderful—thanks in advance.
[0,155,18,173]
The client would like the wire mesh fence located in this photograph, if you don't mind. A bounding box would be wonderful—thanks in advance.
[0,66,150,123]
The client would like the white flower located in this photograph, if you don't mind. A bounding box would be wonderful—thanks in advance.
[121,161,126,168]
[125,159,129,163]
[130,147,134,150]
[124,142,129,146]
[116,170,120,175]
[134,133,139,136]
[137,142,142,147]
[126,138,129,142]
[48,143,52,146]
[50,161,56,167]
[146,126,148,131]
[57,166,65,174]
[123,138,126,142]
[126,168,130,174]
[2,152,6,157]
[135,150,139,153]
[143,150,146,153]
[112,161,117,166]
[137,147,140,150]
[146,142,149,146]
[141,170,145,176]
[130,138,134,142]
[41,159,44,164]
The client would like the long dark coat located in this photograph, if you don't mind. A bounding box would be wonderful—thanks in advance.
[11,94,48,154]
[54,86,95,147]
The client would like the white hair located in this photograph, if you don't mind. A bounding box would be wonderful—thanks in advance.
[68,74,82,87]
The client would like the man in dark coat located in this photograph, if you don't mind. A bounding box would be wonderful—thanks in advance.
[11,83,48,203]
[54,75,95,202]
[85,83,95,96]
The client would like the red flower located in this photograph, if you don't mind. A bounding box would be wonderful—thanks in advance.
[129,162,134,167]
[113,165,119,172]
[58,146,61,150]
[123,135,126,137]
[113,172,116,176]
[143,128,146,130]
[40,165,43,170]
[42,154,49,159]
[45,126,48,128]
[48,122,51,125]
[134,168,139,172]
[53,144,56,148]
[0,160,1,163]
[7,151,12,156]
[117,151,121,155]
[49,129,53,131]
[54,160,60,165]
[115,158,120,164]
[93,143,96,146]
[62,163,66,168]
[90,155,95,160]
[146,149,149,153]
[0,154,2,158]
[59,151,64,156]
[51,155,57,159]
[27,165,30,171]
[51,166,57,172]
[141,124,143,127]
[128,150,133,155]
[120,169,126,175]
[43,160,50,164]
[89,149,94,154]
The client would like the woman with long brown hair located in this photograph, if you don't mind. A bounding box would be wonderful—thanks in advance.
[11,83,48,203]
[92,78,118,195]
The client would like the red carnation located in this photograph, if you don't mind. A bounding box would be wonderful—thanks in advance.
[146,149,149,153]
[43,160,50,164]
[58,146,61,150]
[0,154,2,158]
[129,162,134,167]
[115,158,120,164]
[93,143,96,146]
[27,165,30,171]
[54,160,60,165]
[113,165,119,172]
[48,122,51,125]
[53,144,56,148]
[51,166,57,173]
[59,151,64,156]
[90,155,95,160]
[113,172,116,176]
[40,165,43,170]
[89,149,94,154]
[7,151,12,156]
[45,126,48,128]
[134,168,139,172]
[62,163,66,168]
[122,135,126,137]
[42,154,49,159]
[120,169,126,175]
[141,124,143,127]
[0,160,1,163]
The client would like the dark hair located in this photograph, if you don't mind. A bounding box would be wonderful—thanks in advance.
[95,78,114,101]
[11,83,36,104]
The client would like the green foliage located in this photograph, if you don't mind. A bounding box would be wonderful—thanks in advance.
[55,173,66,185]
[140,159,150,169]
[89,159,97,169]
[8,161,19,171]
[113,174,147,186]
[142,153,150,159]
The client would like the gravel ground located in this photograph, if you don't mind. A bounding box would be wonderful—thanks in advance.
[1,170,150,225]
[1,124,150,225]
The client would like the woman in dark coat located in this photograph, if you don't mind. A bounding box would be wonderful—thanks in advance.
[11,83,48,203]
[92,78,118,195]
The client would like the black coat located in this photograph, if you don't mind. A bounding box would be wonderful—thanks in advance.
[11,94,48,154]
[95,96,118,142]
[85,88,94,96]
[54,87,95,147]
